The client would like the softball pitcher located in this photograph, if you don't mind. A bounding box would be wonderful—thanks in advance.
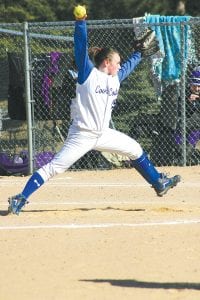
[8,7,181,215]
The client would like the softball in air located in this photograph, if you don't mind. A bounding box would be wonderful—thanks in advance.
[73,5,87,19]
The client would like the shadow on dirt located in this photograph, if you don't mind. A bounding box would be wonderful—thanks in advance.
[0,207,145,216]
[80,278,200,290]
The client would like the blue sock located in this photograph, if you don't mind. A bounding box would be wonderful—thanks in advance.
[131,152,160,185]
[22,172,44,199]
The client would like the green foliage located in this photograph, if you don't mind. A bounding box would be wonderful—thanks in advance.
[0,0,198,23]
[23,0,56,21]
[0,5,30,22]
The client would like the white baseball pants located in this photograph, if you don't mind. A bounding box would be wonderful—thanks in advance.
[38,126,143,182]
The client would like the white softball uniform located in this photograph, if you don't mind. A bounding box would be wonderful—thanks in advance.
[37,20,143,182]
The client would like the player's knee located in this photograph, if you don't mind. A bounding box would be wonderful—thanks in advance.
[129,143,143,160]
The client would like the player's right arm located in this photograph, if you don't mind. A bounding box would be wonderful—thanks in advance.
[74,20,94,84]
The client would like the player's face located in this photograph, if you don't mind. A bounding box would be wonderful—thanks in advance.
[190,84,200,95]
[107,53,121,76]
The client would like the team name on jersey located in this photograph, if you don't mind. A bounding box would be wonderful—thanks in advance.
[95,85,119,96]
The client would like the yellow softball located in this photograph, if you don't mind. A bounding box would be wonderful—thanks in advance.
[73,5,87,19]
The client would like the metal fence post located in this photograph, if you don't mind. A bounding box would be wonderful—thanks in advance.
[24,22,33,174]
[180,22,187,166]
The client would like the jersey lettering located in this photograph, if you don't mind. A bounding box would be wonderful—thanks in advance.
[95,85,119,96]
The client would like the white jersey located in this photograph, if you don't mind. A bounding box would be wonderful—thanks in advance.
[71,68,120,133]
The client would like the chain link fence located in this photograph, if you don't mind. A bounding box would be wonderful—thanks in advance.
[0,18,200,175]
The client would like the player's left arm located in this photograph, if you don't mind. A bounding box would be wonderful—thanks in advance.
[118,51,142,83]
[118,28,159,83]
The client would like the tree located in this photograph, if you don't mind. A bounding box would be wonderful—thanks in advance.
[0,0,55,22]
[0,0,199,24]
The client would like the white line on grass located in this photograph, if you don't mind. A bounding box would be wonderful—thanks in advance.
[0,219,200,230]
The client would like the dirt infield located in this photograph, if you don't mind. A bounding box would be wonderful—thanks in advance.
[0,166,200,300]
